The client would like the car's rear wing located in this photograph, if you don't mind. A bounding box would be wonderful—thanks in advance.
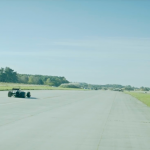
[12,88,20,90]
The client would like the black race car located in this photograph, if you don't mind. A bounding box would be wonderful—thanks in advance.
[8,88,31,98]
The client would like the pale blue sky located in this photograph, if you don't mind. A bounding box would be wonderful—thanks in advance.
[0,1,150,87]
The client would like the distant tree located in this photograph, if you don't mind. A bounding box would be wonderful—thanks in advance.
[37,79,43,85]
[140,87,149,91]
[124,85,134,91]
[45,78,54,86]
[1,67,18,82]
[18,75,29,83]
[60,84,80,88]
[28,76,34,84]
[0,68,5,82]
[32,77,41,84]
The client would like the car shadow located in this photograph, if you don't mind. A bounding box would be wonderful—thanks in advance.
[25,97,38,99]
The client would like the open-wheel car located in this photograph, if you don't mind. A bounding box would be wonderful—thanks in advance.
[8,88,31,98]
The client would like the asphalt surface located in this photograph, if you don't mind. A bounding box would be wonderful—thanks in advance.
[0,90,150,150]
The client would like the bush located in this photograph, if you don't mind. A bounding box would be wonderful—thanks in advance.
[59,84,80,88]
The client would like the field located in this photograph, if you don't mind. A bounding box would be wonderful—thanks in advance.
[0,82,84,91]
[125,91,150,107]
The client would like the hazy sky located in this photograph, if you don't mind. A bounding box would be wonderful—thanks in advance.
[0,1,150,87]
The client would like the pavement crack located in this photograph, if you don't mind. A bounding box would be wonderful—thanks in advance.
[96,93,117,150]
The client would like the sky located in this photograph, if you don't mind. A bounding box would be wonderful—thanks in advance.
[0,1,150,87]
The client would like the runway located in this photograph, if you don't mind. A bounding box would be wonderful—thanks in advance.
[0,90,150,150]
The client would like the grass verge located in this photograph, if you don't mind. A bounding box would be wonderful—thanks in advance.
[0,83,85,91]
[125,91,150,107]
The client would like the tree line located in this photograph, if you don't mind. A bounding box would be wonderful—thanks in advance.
[0,67,149,90]
[67,82,150,91]
[0,67,69,86]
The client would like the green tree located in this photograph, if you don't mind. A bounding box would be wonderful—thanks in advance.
[124,85,134,91]
[0,68,5,82]
[18,75,29,83]
[4,67,18,82]
[45,78,54,86]
[28,76,34,84]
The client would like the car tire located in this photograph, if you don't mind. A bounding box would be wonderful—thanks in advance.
[23,92,26,98]
[16,91,19,97]
[20,92,26,98]
[8,91,12,97]
[27,92,31,98]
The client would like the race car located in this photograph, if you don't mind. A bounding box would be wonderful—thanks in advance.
[8,88,31,98]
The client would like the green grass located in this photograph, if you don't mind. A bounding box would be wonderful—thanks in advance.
[125,91,150,107]
[0,82,86,91]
